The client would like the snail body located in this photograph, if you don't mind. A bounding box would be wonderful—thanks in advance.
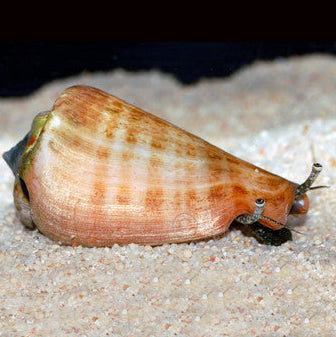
[3,86,323,247]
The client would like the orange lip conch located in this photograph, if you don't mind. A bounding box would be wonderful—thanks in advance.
[3,86,324,247]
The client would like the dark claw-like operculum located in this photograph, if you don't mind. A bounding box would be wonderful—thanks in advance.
[249,222,292,246]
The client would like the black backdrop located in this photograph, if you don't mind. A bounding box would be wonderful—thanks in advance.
[1,42,335,97]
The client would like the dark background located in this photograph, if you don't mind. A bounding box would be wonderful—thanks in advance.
[1,42,336,97]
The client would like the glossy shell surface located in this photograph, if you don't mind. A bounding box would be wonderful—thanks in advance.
[12,86,299,246]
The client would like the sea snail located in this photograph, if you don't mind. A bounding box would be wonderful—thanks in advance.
[3,85,325,247]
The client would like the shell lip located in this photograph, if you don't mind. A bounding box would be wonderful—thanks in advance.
[3,111,50,231]
[3,111,50,177]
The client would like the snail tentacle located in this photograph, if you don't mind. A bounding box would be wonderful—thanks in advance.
[309,185,330,191]
[236,198,265,225]
[295,163,323,199]
[259,215,302,234]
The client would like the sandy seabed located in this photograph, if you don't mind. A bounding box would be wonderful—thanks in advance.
[0,55,335,336]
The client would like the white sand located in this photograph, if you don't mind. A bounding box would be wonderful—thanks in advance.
[0,55,335,336]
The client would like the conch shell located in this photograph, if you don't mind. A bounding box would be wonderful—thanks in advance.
[3,86,323,247]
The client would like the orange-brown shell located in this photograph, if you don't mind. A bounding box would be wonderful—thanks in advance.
[15,85,299,247]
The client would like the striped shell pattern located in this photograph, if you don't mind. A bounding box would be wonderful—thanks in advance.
[3,86,323,247]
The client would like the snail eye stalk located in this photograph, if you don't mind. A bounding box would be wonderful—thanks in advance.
[295,163,324,199]
[236,198,265,225]
[290,163,329,215]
